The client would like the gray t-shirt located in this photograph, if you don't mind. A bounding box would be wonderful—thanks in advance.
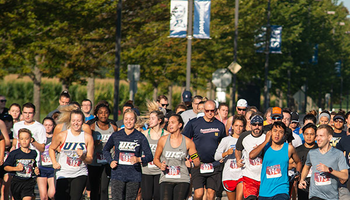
[181,109,196,127]
[306,147,348,200]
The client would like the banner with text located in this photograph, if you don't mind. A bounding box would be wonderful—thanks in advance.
[255,25,282,54]
[170,0,188,38]
[193,0,211,39]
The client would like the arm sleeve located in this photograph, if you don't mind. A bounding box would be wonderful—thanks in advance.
[214,138,227,161]
[140,136,153,165]
[102,134,115,164]
[236,131,249,151]
[182,120,194,139]
[37,125,47,144]
[3,152,14,167]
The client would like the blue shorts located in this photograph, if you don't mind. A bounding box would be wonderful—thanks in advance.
[39,166,55,178]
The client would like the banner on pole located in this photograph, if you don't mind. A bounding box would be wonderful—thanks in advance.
[170,0,188,38]
[193,0,211,39]
[255,25,282,54]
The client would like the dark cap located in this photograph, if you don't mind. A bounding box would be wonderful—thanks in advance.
[182,91,192,102]
[333,115,345,121]
[291,112,299,123]
[271,107,283,118]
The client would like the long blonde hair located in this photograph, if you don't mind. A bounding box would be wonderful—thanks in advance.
[57,104,80,126]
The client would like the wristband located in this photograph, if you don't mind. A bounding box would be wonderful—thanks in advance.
[190,161,195,168]
[329,167,333,173]
[190,153,199,160]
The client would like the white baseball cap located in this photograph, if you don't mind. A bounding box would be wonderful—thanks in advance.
[236,99,248,107]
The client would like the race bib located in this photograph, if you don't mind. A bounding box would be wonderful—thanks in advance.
[314,172,331,186]
[266,164,282,179]
[118,152,135,165]
[41,153,52,166]
[66,151,82,167]
[147,161,157,168]
[249,157,262,166]
[96,152,107,164]
[16,159,34,178]
[165,166,181,179]
[200,163,214,174]
[230,159,239,171]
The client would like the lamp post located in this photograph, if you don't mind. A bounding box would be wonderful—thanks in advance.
[186,0,193,91]
[263,0,271,111]
[232,0,239,115]
[114,0,122,121]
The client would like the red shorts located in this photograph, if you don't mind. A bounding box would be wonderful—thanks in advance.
[222,178,243,192]
[243,176,260,199]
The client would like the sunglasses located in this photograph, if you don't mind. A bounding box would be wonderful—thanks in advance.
[205,109,215,113]
[161,104,169,107]
[237,108,246,111]
[272,117,282,120]
[0,100,6,103]
[251,123,263,126]
[334,119,344,123]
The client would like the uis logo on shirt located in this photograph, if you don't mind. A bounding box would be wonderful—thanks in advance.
[215,132,218,136]
[119,142,140,151]
[63,142,86,151]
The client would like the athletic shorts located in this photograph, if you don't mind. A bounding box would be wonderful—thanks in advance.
[243,176,260,199]
[222,178,243,192]
[11,177,36,200]
[39,166,55,178]
[0,165,6,179]
[191,164,222,191]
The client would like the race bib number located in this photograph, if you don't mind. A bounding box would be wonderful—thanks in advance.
[200,163,214,174]
[96,152,107,164]
[119,152,135,165]
[147,161,157,168]
[266,164,282,179]
[314,172,331,186]
[230,159,239,171]
[165,166,181,179]
[249,157,262,166]
[66,151,82,167]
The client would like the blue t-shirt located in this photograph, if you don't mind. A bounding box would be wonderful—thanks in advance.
[102,129,153,182]
[259,142,289,197]
[182,117,226,165]
[85,114,95,122]
[4,148,37,179]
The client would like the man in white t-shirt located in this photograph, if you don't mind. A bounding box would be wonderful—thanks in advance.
[12,103,46,161]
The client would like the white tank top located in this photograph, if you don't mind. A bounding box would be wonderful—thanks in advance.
[56,129,88,179]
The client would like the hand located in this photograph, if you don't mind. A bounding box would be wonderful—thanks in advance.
[0,159,4,166]
[110,161,118,169]
[265,131,272,143]
[225,148,234,156]
[76,149,85,158]
[237,159,244,168]
[160,161,167,171]
[53,162,61,169]
[130,156,140,164]
[298,180,307,189]
[16,163,24,171]
[34,167,40,175]
[31,138,36,143]
[316,163,329,173]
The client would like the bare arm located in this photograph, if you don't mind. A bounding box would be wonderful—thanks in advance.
[82,124,92,135]
[299,164,311,189]
[289,144,302,174]
[250,131,271,159]
[31,139,45,153]
[186,137,200,168]
[10,139,17,152]
[153,136,166,170]
[0,120,10,148]
[316,163,348,181]
[80,133,94,164]
[225,116,233,136]
[49,131,65,169]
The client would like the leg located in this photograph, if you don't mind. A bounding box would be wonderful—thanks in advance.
[153,175,161,200]
[100,165,110,200]
[55,178,71,200]
[88,165,103,200]
[173,183,190,200]
[206,188,216,200]
[47,177,56,200]
[160,182,174,200]
[110,179,125,200]
[37,177,48,200]
[1,174,11,200]
[191,167,205,200]
[141,174,153,200]
[125,182,140,200]
[235,182,243,200]
[193,188,204,200]
[226,191,236,200]
[70,176,88,200]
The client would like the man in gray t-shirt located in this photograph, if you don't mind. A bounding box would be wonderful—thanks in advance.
[299,124,349,200]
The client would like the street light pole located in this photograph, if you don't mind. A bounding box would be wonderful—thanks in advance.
[186,0,193,91]
[114,0,122,121]
[232,0,239,115]
[263,0,271,111]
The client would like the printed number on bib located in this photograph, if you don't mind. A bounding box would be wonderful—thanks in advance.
[165,166,181,178]
[96,152,107,164]
[314,172,331,186]
[266,164,282,178]
[119,152,135,165]
[230,159,239,171]
[249,157,262,166]
[66,151,82,167]
[200,163,214,174]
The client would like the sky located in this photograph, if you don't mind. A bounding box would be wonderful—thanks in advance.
[340,0,350,18]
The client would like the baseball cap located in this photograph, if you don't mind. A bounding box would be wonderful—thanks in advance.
[182,91,192,102]
[271,107,283,118]
[291,112,299,123]
[236,99,248,107]
[333,115,345,121]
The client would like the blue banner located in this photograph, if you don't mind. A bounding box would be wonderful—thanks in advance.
[170,0,188,38]
[193,0,211,39]
[335,60,341,77]
[255,25,282,54]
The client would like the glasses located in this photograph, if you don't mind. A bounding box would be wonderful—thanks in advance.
[251,123,263,126]
[237,108,246,111]
[272,117,282,120]
[0,100,6,103]
[161,104,169,107]
[334,119,344,123]
[205,109,215,113]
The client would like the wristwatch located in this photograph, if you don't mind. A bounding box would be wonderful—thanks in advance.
[328,167,333,173]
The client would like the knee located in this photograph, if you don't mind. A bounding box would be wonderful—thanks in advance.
[193,189,204,199]
[206,189,216,199]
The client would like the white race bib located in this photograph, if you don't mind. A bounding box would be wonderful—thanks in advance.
[165,166,181,178]
[118,152,134,165]
[229,159,240,171]
[200,163,214,174]
[314,172,331,186]
[266,164,282,179]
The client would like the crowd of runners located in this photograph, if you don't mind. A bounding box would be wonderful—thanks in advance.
[0,90,348,200]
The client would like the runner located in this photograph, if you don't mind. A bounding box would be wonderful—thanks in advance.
[4,128,38,200]
[49,110,94,200]
[330,113,346,147]
[8,103,21,124]
[250,121,302,199]
[37,117,56,200]
[81,99,94,122]
[299,124,349,200]
[141,110,169,200]
[215,103,229,126]
[215,115,246,200]
[318,111,331,125]
[89,104,117,200]
[235,113,265,200]
[153,114,200,200]
[102,109,153,200]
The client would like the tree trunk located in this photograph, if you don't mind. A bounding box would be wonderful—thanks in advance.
[33,56,43,122]
[168,85,173,109]
[87,76,95,110]
[62,81,69,92]
[153,85,158,102]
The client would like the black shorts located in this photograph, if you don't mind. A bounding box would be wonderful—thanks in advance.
[191,164,222,191]
[0,165,6,179]
[11,177,36,200]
